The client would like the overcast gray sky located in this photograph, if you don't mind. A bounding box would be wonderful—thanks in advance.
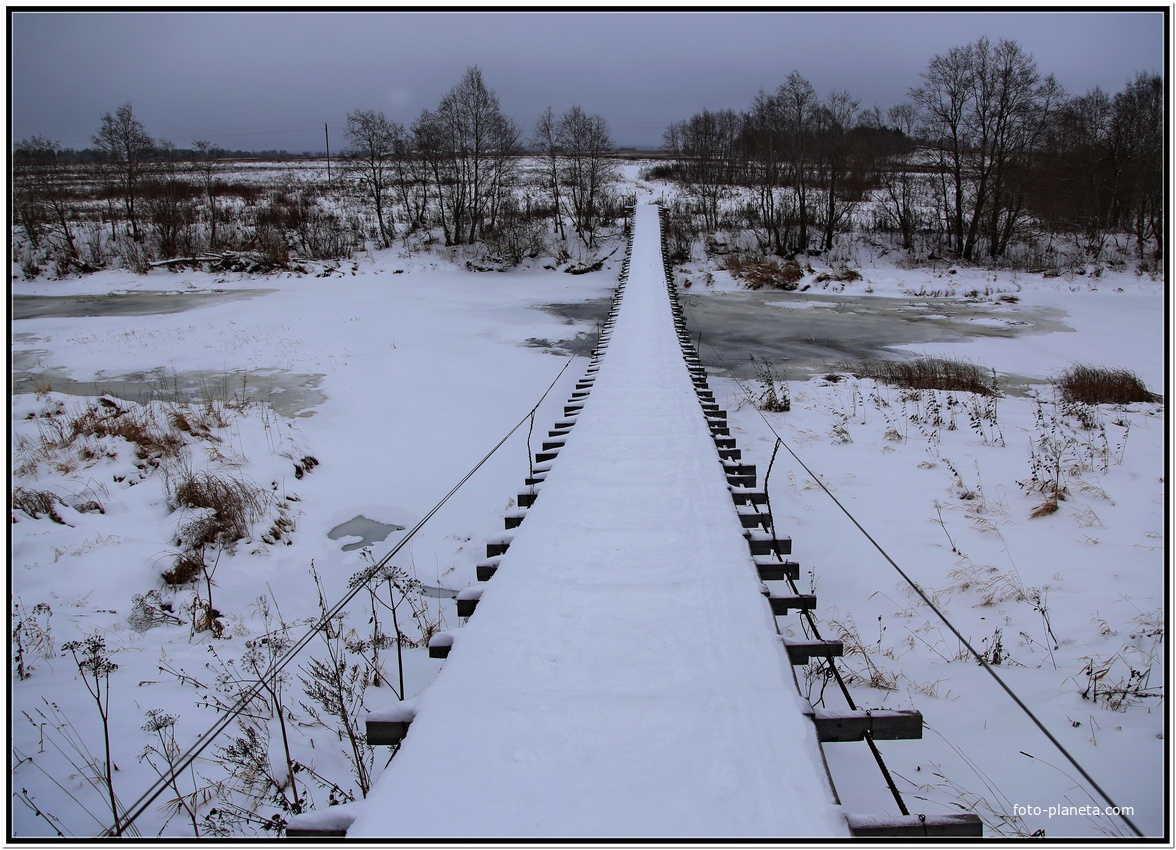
[9,8,1168,152]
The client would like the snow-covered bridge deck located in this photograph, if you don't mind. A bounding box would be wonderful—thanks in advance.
[341,204,847,837]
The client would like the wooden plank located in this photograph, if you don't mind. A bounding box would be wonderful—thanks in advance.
[768,594,816,615]
[746,532,790,556]
[731,488,768,506]
[812,709,923,742]
[727,473,756,488]
[428,632,454,659]
[846,813,983,837]
[366,719,411,746]
[738,511,772,530]
[756,559,800,581]
[783,638,843,664]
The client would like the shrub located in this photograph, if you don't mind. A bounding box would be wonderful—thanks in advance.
[844,356,996,395]
[813,267,862,283]
[162,550,206,586]
[11,488,67,524]
[1053,364,1158,405]
[169,471,270,547]
[751,358,790,412]
[640,162,680,181]
[70,404,185,462]
[727,256,805,291]
[482,199,547,266]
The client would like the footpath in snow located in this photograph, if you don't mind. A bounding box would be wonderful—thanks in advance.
[344,204,847,838]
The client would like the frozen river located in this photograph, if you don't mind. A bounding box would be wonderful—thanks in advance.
[543,288,1071,390]
[12,284,1071,415]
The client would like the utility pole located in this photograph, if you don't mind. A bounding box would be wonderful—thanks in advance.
[325,123,332,189]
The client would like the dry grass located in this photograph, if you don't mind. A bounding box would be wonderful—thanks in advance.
[813,267,862,283]
[827,614,900,691]
[169,471,270,548]
[162,550,206,586]
[1029,499,1061,519]
[67,404,186,462]
[726,255,805,291]
[1054,364,1158,405]
[12,488,67,524]
[843,356,995,396]
[751,359,790,412]
[946,562,1028,606]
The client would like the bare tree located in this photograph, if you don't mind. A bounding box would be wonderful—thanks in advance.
[778,71,819,253]
[812,88,862,251]
[390,133,432,234]
[662,108,741,231]
[412,109,452,242]
[553,106,618,248]
[12,135,79,262]
[1045,88,1117,254]
[913,38,1058,260]
[1111,72,1163,261]
[911,44,973,258]
[422,67,521,246]
[1029,71,1162,265]
[742,90,791,254]
[192,140,226,250]
[970,38,1060,258]
[92,102,155,242]
[343,110,406,248]
[531,107,566,242]
[143,139,196,258]
[874,103,924,251]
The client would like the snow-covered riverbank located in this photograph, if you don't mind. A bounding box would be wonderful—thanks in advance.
[9,200,1168,838]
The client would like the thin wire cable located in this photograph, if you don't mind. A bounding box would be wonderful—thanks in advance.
[682,298,1143,838]
[106,355,575,837]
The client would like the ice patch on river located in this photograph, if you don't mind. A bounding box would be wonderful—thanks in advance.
[327,515,407,552]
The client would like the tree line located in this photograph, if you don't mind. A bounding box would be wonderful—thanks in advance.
[12,66,623,276]
[335,67,623,254]
[12,46,1163,278]
[660,37,1162,268]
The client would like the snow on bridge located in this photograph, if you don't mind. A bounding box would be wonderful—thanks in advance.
[331,204,847,838]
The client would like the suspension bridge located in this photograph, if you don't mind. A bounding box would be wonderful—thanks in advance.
[280,204,981,839]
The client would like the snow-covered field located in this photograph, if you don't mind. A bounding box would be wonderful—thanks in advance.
[8,175,1170,840]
